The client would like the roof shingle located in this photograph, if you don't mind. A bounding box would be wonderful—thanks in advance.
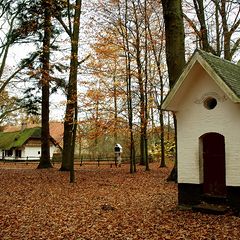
[198,50,240,98]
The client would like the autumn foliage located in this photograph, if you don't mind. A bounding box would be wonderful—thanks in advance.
[1,162,240,239]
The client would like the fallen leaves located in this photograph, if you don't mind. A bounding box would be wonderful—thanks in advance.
[0,162,240,239]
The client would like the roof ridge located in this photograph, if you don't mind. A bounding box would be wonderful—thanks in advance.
[197,49,239,66]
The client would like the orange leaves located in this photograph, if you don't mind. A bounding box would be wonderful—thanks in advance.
[94,41,120,60]
[86,88,105,102]
[1,163,240,239]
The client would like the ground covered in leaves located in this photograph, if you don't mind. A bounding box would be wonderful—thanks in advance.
[0,162,240,240]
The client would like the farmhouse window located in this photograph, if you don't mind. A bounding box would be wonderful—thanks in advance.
[5,149,13,156]
[15,150,22,158]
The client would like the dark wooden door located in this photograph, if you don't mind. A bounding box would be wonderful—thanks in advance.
[203,133,226,196]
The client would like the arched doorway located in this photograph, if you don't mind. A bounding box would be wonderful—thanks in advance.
[201,133,226,196]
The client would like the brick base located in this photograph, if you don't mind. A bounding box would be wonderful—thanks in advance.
[178,183,203,206]
[178,183,240,212]
[227,186,240,212]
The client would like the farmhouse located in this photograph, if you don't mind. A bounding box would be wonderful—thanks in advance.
[0,122,63,160]
[162,50,240,212]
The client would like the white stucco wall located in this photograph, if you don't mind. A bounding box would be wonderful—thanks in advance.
[175,65,240,186]
[0,145,58,160]
[23,145,57,159]
[22,146,41,159]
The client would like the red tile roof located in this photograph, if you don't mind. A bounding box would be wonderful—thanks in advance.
[49,122,64,148]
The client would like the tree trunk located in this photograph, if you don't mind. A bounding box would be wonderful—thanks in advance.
[126,41,136,174]
[159,109,166,168]
[113,62,118,166]
[60,0,82,176]
[37,0,52,169]
[70,101,78,183]
[147,17,166,168]
[162,0,186,88]
[162,0,185,181]
[167,114,177,181]
[144,0,149,171]
[132,1,146,166]
[193,0,211,52]
[124,0,136,173]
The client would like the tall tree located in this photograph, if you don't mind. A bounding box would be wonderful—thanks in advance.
[123,0,136,173]
[131,0,146,167]
[58,0,82,183]
[162,0,186,181]
[147,1,166,168]
[143,0,149,171]
[130,0,151,169]
[0,1,56,167]
[37,0,53,168]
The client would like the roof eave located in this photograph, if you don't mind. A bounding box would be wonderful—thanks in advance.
[162,53,200,111]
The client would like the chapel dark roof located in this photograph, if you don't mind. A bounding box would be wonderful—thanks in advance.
[198,50,240,98]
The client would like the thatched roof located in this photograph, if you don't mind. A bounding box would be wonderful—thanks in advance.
[0,127,41,150]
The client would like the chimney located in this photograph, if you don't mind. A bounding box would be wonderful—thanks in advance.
[21,122,27,131]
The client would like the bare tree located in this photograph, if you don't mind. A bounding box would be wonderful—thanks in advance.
[183,0,240,60]
[147,0,167,168]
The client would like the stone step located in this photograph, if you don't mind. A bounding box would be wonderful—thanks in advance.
[201,194,227,205]
[192,202,229,215]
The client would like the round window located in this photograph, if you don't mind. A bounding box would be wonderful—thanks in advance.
[204,97,217,110]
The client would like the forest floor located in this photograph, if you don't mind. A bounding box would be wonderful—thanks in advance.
[0,162,240,240]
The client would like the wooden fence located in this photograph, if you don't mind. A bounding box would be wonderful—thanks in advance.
[0,156,132,167]
[0,155,148,168]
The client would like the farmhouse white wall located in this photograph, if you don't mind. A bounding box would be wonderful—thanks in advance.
[22,146,40,158]
[23,145,57,158]
[0,145,58,159]
[175,63,240,186]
